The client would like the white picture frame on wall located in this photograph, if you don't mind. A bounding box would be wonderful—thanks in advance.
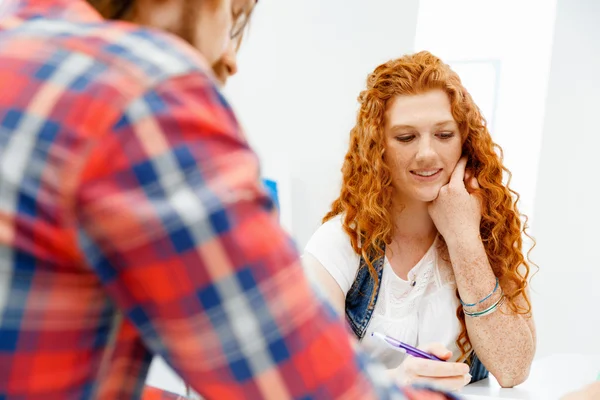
[447,59,502,134]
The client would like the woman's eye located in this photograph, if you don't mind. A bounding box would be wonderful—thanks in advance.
[395,135,415,143]
[438,132,455,139]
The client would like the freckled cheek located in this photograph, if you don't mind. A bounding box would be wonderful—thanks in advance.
[386,157,412,184]
[394,155,412,175]
[384,152,398,170]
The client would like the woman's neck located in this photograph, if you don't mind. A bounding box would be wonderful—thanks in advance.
[391,198,438,246]
[386,198,439,280]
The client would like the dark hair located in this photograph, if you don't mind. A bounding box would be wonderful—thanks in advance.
[86,0,134,19]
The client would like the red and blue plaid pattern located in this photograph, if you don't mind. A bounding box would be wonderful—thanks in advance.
[0,1,457,399]
[142,386,189,400]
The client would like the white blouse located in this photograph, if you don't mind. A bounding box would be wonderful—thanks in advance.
[304,215,462,369]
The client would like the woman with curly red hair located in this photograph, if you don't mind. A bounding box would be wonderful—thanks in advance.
[303,51,536,392]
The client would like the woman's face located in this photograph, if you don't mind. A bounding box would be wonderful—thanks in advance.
[383,89,463,204]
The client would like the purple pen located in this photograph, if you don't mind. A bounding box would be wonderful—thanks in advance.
[371,332,445,362]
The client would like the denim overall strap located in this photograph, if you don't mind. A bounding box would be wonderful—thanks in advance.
[344,250,385,340]
[467,350,489,383]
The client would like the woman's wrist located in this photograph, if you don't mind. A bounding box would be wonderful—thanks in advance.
[445,230,482,252]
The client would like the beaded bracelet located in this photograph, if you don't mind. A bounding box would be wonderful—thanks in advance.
[464,294,505,318]
[459,276,499,307]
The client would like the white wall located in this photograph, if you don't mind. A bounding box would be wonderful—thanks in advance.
[224,0,421,248]
[532,0,600,358]
[146,358,188,396]
[414,0,557,232]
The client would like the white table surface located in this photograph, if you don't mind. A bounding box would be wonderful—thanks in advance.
[147,353,600,400]
[460,354,600,400]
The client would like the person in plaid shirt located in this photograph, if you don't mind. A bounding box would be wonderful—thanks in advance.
[0,0,460,399]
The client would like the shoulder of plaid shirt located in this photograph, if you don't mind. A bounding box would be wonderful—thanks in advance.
[0,1,459,399]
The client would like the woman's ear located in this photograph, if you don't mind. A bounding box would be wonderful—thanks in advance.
[463,168,480,194]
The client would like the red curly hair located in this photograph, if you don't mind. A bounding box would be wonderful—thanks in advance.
[324,51,535,361]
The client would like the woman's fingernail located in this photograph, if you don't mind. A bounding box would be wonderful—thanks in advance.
[465,373,472,384]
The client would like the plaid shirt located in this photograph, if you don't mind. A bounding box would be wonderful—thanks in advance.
[0,1,458,399]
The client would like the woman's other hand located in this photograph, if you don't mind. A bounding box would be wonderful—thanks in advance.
[389,343,472,392]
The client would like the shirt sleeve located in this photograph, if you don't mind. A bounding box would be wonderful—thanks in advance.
[75,71,456,400]
[142,386,190,400]
[304,216,361,295]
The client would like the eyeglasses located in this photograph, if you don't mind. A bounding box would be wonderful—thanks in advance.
[230,4,255,39]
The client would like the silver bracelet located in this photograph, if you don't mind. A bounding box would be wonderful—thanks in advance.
[464,294,505,318]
